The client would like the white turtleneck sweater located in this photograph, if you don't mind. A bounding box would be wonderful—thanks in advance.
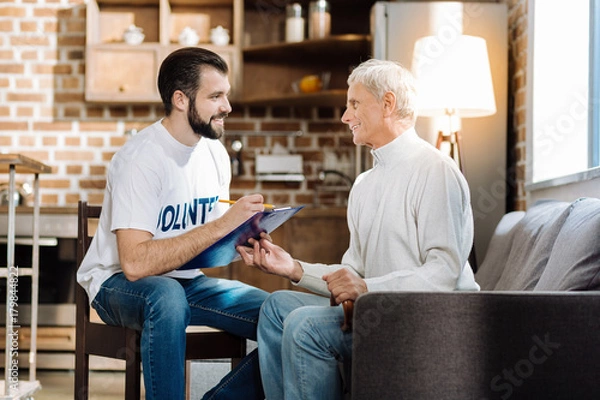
[297,128,480,295]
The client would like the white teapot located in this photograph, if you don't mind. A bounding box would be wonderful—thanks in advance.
[123,24,144,45]
[179,27,200,46]
[210,26,230,46]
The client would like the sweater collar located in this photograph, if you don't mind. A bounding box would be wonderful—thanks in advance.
[371,127,418,166]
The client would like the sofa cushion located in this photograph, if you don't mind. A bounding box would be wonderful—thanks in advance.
[474,211,525,290]
[493,200,571,290]
[535,197,600,291]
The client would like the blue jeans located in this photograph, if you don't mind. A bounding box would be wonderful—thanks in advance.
[257,290,353,400]
[92,273,268,400]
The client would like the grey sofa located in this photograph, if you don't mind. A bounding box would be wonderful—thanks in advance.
[351,197,600,399]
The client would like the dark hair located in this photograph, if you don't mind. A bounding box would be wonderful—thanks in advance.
[157,47,229,115]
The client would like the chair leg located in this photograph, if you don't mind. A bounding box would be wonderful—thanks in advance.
[74,351,90,400]
[231,338,247,369]
[124,329,142,400]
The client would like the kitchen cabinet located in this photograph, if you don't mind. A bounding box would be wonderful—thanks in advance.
[240,0,376,107]
[85,0,243,103]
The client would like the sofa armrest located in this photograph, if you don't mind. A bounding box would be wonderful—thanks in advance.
[351,291,600,400]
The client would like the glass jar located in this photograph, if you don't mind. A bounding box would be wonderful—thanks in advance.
[285,3,305,42]
[308,0,331,40]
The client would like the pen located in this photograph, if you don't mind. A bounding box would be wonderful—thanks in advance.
[219,199,276,209]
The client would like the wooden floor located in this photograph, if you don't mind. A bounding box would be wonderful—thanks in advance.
[14,370,139,400]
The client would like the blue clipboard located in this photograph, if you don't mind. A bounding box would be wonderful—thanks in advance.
[178,205,304,269]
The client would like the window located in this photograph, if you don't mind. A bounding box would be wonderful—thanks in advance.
[527,0,600,184]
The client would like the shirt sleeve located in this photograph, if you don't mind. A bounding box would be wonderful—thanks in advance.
[294,196,365,296]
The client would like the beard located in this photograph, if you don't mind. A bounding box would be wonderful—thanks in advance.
[187,97,227,140]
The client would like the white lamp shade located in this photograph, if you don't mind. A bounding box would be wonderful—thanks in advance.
[412,35,496,118]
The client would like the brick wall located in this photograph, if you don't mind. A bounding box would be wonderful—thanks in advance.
[506,0,527,211]
[1,0,525,209]
[0,0,353,207]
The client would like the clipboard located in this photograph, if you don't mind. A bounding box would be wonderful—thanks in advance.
[178,205,305,269]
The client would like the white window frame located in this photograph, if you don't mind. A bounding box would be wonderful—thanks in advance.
[526,0,600,200]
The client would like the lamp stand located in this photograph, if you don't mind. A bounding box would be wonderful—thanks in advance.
[435,128,477,271]
[435,130,464,173]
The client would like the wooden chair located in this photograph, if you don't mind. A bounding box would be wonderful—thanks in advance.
[75,201,247,400]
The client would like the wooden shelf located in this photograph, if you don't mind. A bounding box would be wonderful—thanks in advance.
[243,34,370,62]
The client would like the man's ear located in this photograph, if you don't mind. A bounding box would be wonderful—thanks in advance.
[382,91,396,117]
[172,90,188,112]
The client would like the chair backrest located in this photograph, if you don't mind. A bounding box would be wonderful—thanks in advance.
[77,201,101,267]
[76,201,102,323]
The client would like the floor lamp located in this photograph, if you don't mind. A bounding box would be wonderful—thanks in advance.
[411,34,497,270]
[411,35,497,173]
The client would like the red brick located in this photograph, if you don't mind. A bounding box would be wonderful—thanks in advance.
[55,150,94,161]
[57,36,85,46]
[87,137,105,147]
[79,179,106,189]
[0,64,24,74]
[41,179,70,189]
[79,121,118,132]
[89,165,106,175]
[7,92,46,102]
[0,7,27,17]
[43,136,58,146]
[11,36,50,46]
[67,165,83,175]
[0,122,28,130]
[16,107,34,117]
[102,151,116,161]
[54,93,85,103]
[64,107,81,118]
[41,194,58,205]
[65,193,81,205]
[226,121,254,131]
[65,137,81,146]
[0,20,13,31]
[16,78,34,89]
[33,121,72,131]
[110,136,127,147]
[87,193,105,205]
[20,21,38,32]
[85,106,104,118]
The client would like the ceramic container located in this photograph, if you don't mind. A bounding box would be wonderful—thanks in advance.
[123,24,145,45]
[179,27,200,46]
[210,26,230,46]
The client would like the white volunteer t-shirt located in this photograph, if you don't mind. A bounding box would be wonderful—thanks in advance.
[77,120,231,303]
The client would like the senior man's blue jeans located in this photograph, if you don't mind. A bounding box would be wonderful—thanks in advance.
[92,272,268,400]
[258,290,353,400]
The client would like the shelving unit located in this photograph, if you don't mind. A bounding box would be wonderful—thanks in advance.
[84,0,243,103]
[0,154,51,399]
[240,1,375,107]
[83,0,375,106]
